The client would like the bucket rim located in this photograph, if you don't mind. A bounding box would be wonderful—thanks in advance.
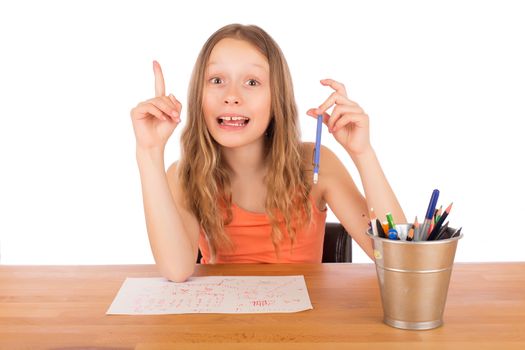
[367,232,463,244]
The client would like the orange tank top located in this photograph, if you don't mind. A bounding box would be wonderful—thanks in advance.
[198,196,327,264]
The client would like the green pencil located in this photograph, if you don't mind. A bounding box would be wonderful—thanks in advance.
[386,212,396,230]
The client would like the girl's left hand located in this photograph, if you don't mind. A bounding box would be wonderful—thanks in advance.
[307,79,372,156]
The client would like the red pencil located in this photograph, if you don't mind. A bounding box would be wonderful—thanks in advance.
[428,203,453,240]
[428,221,435,240]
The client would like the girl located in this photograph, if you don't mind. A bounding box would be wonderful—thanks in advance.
[130,24,405,282]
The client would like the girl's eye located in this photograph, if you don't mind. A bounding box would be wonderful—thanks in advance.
[209,77,259,86]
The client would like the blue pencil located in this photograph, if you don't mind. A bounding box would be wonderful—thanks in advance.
[313,114,323,184]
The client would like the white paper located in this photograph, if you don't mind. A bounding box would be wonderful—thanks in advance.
[106,275,313,315]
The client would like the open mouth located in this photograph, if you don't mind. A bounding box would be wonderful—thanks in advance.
[217,115,250,127]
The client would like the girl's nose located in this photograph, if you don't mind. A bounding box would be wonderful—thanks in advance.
[224,96,240,105]
[224,86,241,105]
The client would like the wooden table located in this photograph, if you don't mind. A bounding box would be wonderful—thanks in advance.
[1,263,524,349]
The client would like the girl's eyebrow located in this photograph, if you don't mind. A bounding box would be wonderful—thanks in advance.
[207,62,268,71]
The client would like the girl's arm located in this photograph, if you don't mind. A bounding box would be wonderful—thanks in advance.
[136,149,200,282]
[350,147,406,231]
[131,61,199,282]
[314,144,373,259]
[314,145,406,261]
[307,79,406,259]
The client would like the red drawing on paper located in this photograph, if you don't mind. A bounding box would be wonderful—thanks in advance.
[107,276,313,315]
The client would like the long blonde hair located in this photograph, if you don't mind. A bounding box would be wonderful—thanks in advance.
[178,24,311,262]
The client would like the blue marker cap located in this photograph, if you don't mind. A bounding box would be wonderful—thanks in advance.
[425,189,440,220]
[388,228,398,240]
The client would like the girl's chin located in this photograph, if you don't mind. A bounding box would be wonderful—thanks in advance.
[212,133,267,149]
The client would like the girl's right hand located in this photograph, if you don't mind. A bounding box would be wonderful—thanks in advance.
[130,60,182,150]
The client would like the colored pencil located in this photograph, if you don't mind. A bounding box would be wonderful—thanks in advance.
[428,221,435,240]
[407,217,417,241]
[451,227,462,238]
[428,202,453,240]
[412,216,420,241]
[435,221,450,240]
[435,205,442,224]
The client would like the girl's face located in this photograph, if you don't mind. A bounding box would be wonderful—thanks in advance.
[203,38,271,149]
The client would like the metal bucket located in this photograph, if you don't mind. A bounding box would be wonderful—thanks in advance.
[369,224,462,330]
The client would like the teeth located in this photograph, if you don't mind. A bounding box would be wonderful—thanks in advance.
[222,121,246,126]
[219,116,249,121]
[217,115,250,127]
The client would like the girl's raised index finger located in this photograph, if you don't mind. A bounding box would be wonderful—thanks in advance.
[153,60,166,97]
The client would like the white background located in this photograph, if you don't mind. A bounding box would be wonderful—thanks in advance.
[1,0,524,264]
